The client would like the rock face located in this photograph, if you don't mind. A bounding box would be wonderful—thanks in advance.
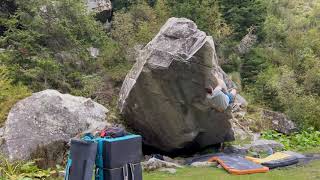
[86,0,112,12]
[86,0,112,23]
[237,27,257,54]
[262,110,297,134]
[2,89,108,165]
[119,18,238,152]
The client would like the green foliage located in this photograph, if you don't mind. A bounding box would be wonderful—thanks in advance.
[262,128,320,151]
[167,0,232,41]
[243,0,320,130]
[109,1,168,81]
[0,0,121,92]
[0,0,17,18]
[0,65,31,126]
[285,95,320,130]
[219,0,267,39]
[240,48,269,86]
[112,0,138,11]
[112,0,170,47]
[0,156,61,180]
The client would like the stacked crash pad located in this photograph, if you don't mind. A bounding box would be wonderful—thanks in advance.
[68,139,98,180]
[103,135,143,180]
[66,134,142,180]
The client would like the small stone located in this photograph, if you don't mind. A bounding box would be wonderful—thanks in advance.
[58,170,65,177]
[163,156,175,163]
[142,157,183,172]
[87,47,100,58]
[144,155,152,161]
[190,161,217,167]
[223,145,249,155]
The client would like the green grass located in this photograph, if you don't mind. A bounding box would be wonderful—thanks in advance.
[299,147,320,154]
[45,160,320,180]
[144,160,320,180]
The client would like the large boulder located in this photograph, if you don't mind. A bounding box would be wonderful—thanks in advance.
[1,89,108,166]
[119,18,238,152]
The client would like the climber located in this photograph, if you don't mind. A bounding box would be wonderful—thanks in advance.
[205,72,237,112]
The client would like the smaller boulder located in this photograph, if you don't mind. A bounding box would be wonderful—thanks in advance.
[262,110,298,134]
[248,139,284,154]
[2,89,109,166]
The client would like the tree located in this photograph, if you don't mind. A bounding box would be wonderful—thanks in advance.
[243,0,320,129]
[0,0,119,92]
[219,0,267,40]
[167,0,232,42]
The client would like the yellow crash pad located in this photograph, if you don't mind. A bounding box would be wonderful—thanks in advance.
[246,152,291,164]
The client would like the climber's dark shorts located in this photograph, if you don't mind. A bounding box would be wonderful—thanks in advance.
[225,92,235,104]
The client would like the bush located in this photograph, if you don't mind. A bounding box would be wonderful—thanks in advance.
[0,65,31,125]
[286,95,320,130]
[262,128,320,151]
[0,155,61,180]
[248,65,320,129]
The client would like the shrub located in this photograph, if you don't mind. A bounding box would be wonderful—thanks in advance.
[0,0,120,92]
[0,155,61,180]
[262,128,320,151]
[0,65,31,125]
